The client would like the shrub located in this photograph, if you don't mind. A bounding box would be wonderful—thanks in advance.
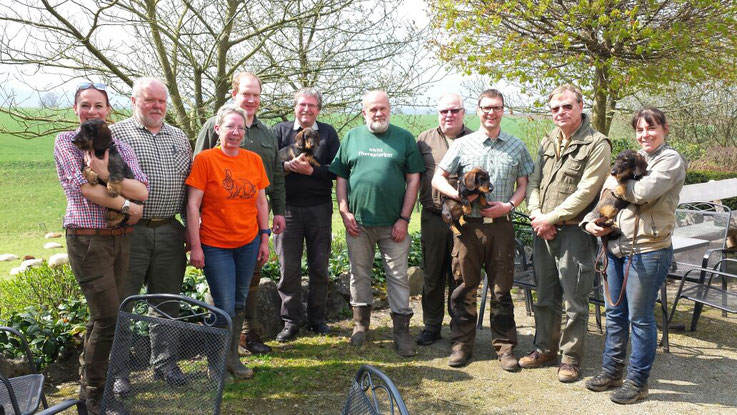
[685,169,737,211]
[689,146,737,172]
[0,264,81,321]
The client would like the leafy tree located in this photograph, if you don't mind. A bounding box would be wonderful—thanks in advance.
[429,0,737,135]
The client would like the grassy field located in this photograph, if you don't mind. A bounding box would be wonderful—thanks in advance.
[0,111,551,276]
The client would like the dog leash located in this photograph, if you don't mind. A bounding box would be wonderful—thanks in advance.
[596,206,640,307]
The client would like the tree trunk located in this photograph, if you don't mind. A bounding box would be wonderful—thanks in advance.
[591,65,611,136]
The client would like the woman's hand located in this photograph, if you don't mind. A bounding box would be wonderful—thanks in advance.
[257,236,270,266]
[189,245,205,269]
[585,221,613,237]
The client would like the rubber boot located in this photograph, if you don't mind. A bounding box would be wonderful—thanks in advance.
[350,306,371,346]
[391,312,416,357]
[228,308,254,380]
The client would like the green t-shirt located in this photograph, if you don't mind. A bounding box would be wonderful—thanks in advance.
[329,124,425,226]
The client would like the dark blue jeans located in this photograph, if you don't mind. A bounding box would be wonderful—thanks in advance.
[202,237,260,325]
[602,247,673,387]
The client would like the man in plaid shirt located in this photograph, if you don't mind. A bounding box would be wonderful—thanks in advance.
[111,77,193,391]
[433,89,534,370]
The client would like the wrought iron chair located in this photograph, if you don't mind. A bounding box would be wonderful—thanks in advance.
[1,326,87,415]
[341,365,408,415]
[100,294,231,415]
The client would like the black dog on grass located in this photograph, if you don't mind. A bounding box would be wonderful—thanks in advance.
[72,119,137,227]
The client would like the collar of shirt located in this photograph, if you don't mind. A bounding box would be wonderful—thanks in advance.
[292,120,319,131]
[131,117,173,136]
[473,129,510,145]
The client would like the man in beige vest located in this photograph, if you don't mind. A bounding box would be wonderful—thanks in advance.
[521,84,611,382]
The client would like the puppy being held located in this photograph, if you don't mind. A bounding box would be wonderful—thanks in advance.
[592,149,648,238]
[72,119,138,227]
[441,167,494,235]
[280,127,320,175]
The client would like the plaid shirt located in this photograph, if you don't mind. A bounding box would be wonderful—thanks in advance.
[111,118,192,220]
[438,130,534,217]
[54,130,148,229]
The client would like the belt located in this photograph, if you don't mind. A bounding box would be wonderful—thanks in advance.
[138,217,176,228]
[463,215,510,223]
[556,220,580,226]
[423,207,443,216]
[66,227,134,236]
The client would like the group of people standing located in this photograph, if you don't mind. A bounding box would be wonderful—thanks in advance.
[55,71,684,414]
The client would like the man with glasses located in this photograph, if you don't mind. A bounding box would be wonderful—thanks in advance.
[271,87,340,342]
[521,84,611,382]
[195,72,286,356]
[432,89,534,370]
[112,77,192,391]
[415,92,473,346]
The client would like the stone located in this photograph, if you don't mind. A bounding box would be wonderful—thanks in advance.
[19,258,43,271]
[297,277,350,322]
[408,266,424,296]
[0,253,19,261]
[48,253,69,267]
[44,242,63,249]
[252,278,282,339]
[9,267,22,275]
[45,232,62,239]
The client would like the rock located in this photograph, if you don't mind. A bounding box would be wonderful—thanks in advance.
[297,277,350,322]
[23,255,35,260]
[48,253,69,267]
[9,267,22,275]
[45,232,62,239]
[335,271,351,300]
[44,242,63,249]
[19,258,43,271]
[0,355,30,378]
[408,266,424,296]
[252,278,282,339]
[0,253,19,261]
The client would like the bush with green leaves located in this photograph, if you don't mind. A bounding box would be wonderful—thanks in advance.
[0,264,81,321]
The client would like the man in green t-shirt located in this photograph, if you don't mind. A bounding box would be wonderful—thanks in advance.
[329,90,425,357]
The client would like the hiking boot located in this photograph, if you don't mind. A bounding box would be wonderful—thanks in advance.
[498,352,520,372]
[350,306,371,346]
[415,329,441,346]
[518,350,557,368]
[557,363,580,383]
[240,331,272,355]
[391,312,416,357]
[586,371,624,392]
[448,350,472,368]
[310,322,331,335]
[276,325,300,342]
[610,379,648,404]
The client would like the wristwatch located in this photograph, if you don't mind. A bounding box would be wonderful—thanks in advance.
[399,215,410,223]
[507,200,516,212]
[121,199,131,214]
[260,229,272,237]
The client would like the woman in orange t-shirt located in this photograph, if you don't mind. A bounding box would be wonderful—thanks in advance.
[186,104,270,380]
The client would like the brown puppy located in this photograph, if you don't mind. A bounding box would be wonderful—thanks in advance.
[592,149,648,237]
[72,119,137,227]
[441,198,464,236]
[458,167,493,215]
[279,127,320,175]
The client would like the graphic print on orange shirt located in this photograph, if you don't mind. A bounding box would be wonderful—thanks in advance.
[222,168,257,199]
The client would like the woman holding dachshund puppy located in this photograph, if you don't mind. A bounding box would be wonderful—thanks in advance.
[581,107,686,404]
[54,81,148,414]
[186,104,270,380]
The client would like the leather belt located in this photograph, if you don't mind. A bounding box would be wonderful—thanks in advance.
[557,220,580,226]
[464,215,511,223]
[66,227,134,236]
[139,217,175,228]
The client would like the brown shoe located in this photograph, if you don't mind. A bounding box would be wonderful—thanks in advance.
[518,350,557,368]
[498,352,520,372]
[558,363,580,383]
[448,350,472,368]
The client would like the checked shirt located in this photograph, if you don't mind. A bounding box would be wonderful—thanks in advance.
[438,130,534,218]
[111,118,192,220]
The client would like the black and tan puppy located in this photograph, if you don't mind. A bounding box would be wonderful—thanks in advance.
[279,127,320,175]
[458,167,493,215]
[72,119,136,227]
[441,198,464,236]
[592,149,648,237]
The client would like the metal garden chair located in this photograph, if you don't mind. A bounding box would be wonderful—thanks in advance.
[341,364,409,415]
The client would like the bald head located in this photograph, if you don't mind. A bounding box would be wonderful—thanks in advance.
[437,93,465,138]
[361,90,391,133]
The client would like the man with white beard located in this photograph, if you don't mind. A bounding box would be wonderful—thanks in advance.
[329,90,425,357]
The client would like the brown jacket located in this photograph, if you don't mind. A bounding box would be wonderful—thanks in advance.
[417,125,473,212]
[527,114,611,224]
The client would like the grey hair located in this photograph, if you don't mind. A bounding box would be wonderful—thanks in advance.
[548,84,583,104]
[215,104,247,127]
[132,77,170,99]
[294,87,323,109]
[361,90,389,109]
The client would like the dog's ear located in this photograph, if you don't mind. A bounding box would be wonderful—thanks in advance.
[633,154,648,177]
[463,171,477,191]
[295,129,305,146]
[94,122,113,152]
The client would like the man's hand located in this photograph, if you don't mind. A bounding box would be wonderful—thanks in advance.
[272,215,285,234]
[340,210,360,237]
[480,201,511,219]
[189,246,205,269]
[85,150,110,182]
[287,154,314,176]
[391,219,408,242]
[531,214,556,238]
[127,203,143,225]
[585,221,613,237]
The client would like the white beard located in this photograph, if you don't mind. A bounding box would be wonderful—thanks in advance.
[367,119,389,133]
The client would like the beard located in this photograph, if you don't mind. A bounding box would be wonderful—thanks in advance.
[367,119,389,133]
[134,108,165,130]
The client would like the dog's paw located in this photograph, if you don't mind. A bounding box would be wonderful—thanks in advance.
[106,210,125,227]
[599,204,618,219]
[450,224,461,236]
[479,196,488,207]
[107,181,122,198]
[83,167,99,185]
[462,204,472,215]
[613,184,627,199]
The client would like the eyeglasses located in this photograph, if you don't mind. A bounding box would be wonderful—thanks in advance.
[479,105,504,113]
[439,108,464,115]
[550,104,574,114]
[76,81,107,93]
[221,125,246,133]
[297,103,318,109]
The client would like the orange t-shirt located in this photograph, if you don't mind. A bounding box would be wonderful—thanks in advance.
[186,148,270,248]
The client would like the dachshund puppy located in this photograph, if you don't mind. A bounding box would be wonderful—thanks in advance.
[592,149,648,237]
[279,127,320,175]
[72,119,137,227]
[458,167,493,215]
[441,198,465,236]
